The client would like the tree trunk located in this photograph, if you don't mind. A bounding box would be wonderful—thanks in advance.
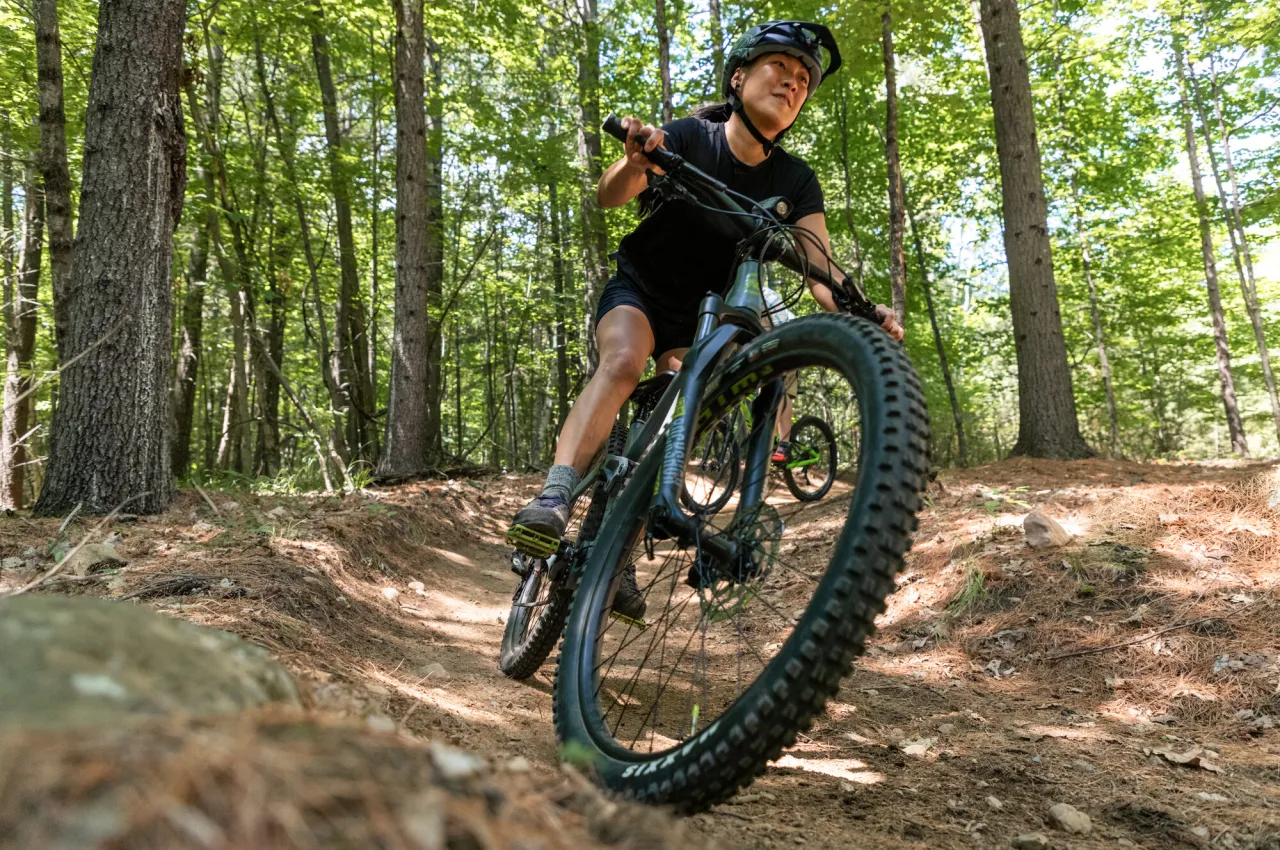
[255,209,287,477]
[425,36,446,460]
[170,159,212,479]
[1049,36,1120,458]
[904,192,967,466]
[708,0,724,91]
[1174,42,1248,457]
[369,26,382,396]
[977,0,1091,459]
[550,177,570,431]
[1,168,43,508]
[309,0,376,462]
[253,23,350,474]
[1073,179,1120,457]
[34,0,73,363]
[882,9,907,327]
[190,29,252,476]
[35,0,186,516]
[1189,60,1280,445]
[454,321,463,456]
[835,83,867,287]
[656,0,673,124]
[380,0,432,477]
[2,124,11,296]
[576,0,608,370]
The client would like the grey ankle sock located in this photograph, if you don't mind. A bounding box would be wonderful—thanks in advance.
[542,464,580,502]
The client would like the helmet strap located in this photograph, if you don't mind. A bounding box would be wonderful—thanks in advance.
[729,92,784,155]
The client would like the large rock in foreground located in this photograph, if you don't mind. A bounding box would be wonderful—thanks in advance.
[0,595,299,730]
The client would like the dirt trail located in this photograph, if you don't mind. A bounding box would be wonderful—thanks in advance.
[4,459,1279,848]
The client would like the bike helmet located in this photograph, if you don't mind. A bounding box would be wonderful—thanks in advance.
[722,20,843,153]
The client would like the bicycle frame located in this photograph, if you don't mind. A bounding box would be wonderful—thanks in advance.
[590,113,881,568]
[593,257,785,569]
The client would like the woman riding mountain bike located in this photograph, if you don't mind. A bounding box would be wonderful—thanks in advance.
[505,20,903,624]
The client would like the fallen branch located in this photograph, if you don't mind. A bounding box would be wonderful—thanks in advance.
[191,482,223,518]
[1046,600,1261,662]
[3,492,148,598]
[0,315,131,418]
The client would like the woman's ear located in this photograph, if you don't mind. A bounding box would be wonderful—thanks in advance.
[730,67,744,95]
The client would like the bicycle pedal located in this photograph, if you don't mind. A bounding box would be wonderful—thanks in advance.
[505,526,561,560]
[609,611,648,630]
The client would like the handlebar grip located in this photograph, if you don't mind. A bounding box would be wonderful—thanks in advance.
[602,114,628,144]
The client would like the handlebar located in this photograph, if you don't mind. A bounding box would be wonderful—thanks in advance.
[601,114,879,323]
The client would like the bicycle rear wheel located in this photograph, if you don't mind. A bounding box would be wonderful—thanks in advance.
[499,418,628,679]
[782,415,837,502]
[553,314,929,811]
[680,414,741,516]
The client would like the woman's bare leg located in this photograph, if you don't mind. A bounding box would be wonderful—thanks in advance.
[554,306,655,473]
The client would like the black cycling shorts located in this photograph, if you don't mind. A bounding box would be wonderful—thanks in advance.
[596,275,698,358]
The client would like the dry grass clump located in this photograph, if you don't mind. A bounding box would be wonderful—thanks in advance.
[0,711,705,850]
[1101,469,1280,567]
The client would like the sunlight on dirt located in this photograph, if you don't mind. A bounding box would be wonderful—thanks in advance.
[5,458,1277,848]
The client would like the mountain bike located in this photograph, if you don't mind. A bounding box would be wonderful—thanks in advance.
[500,376,683,678]
[682,397,840,511]
[546,115,930,812]
[780,413,838,501]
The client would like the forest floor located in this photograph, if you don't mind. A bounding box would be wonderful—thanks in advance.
[3,457,1280,849]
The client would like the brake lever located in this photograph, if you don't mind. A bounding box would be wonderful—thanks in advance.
[832,279,881,324]
[645,169,698,205]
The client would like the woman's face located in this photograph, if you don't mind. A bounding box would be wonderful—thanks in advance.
[733,52,811,136]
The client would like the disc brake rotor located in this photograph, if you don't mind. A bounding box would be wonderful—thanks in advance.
[688,502,784,623]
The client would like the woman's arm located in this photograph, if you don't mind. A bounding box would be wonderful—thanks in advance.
[597,117,666,208]
[794,212,903,340]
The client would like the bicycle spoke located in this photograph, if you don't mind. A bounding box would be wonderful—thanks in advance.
[585,360,873,756]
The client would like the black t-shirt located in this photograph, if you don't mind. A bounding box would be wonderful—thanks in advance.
[615,117,825,324]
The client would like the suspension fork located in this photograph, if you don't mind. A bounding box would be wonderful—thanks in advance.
[737,378,785,510]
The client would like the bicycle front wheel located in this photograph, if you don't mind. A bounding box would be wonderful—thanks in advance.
[552,313,929,811]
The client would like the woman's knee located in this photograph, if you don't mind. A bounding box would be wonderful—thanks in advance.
[597,347,647,388]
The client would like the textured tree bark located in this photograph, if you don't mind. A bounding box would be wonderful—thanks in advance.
[708,0,724,90]
[656,0,673,125]
[1188,62,1280,445]
[35,0,187,516]
[576,0,608,370]
[424,37,446,459]
[1174,43,1248,457]
[169,156,212,479]
[977,0,1091,459]
[309,1,376,462]
[1,169,43,508]
[379,0,432,478]
[882,10,907,327]
[904,193,967,467]
[34,0,73,363]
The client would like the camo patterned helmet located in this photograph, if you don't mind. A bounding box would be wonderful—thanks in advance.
[722,20,843,100]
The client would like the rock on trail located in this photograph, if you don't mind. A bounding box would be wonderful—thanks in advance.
[0,595,299,730]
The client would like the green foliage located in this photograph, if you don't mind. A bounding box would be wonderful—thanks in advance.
[2,0,1278,496]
